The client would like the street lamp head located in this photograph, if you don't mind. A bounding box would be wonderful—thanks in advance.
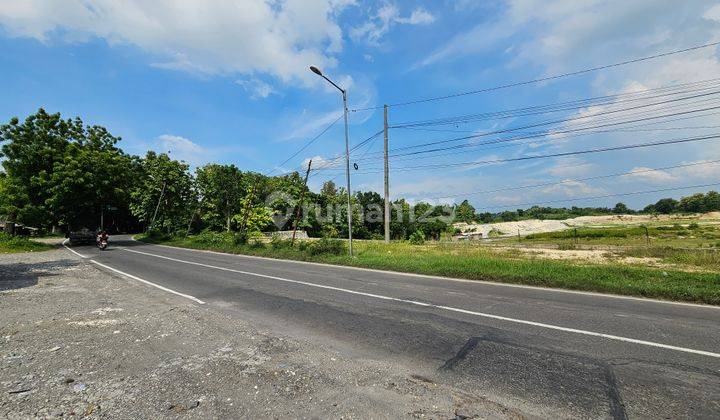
[309,66,323,76]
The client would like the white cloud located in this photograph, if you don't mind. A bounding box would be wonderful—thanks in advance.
[676,160,720,179]
[396,8,435,25]
[0,0,354,87]
[546,157,598,178]
[416,21,513,68]
[540,180,605,197]
[156,134,210,166]
[350,4,435,45]
[704,4,720,22]
[283,109,343,142]
[303,155,342,170]
[623,166,676,183]
[235,78,278,100]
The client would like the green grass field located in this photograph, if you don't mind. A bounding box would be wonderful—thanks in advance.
[138,233,720,305]
[0,234,54,253]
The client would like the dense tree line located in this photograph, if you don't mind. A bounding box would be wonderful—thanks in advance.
[2,110,720,239]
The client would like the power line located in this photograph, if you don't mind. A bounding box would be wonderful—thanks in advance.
[383,90,720,155]
[351,41,720,111]
[427,160,720,200]
[309,129,384,171]
[374,123,720,166]
[390,78,720,129]
[270,114,343,175]
[351,133,720,174]
[346,103,720,165]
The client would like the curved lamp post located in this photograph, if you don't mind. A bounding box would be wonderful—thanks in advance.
[309,66,353,256]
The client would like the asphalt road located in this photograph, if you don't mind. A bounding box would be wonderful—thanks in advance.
[65,236,720,419]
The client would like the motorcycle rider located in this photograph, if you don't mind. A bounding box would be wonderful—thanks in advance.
[97,229,109,246]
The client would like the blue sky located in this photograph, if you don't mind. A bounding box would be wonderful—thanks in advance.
[2,0,720,210]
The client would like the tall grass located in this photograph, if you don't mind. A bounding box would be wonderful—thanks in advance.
[0,233,53,253]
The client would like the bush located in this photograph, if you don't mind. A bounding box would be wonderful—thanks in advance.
[409,230,426,245]
[308,238,346,255]
[193,230,230,247]
[146,229,170,241]
[0,232,51,252]
[232,231,249,245]
[689,222,700,230]
[270,235,294,250]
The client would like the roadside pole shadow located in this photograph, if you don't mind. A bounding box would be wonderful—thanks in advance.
[0,259,78,292]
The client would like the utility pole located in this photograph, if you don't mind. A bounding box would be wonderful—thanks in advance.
[342,90,353,256]
[384,104,390,243]
[292,160,312,245]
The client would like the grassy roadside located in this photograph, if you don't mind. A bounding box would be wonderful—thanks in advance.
[0,233,54,254]
[137,233,720,305]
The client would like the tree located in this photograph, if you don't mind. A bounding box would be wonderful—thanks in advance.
[129,151,196,233]
[454,200,476,223]
[46,123,137,230]
[321,180,337,197]
[652,198,678,214]
[704,191,720,212]
[232,196,273,235]
[0,109,71,228]
[196,164,245,232]
[613,202,629,214]
[0,109,141,232]
[678,193,706,213]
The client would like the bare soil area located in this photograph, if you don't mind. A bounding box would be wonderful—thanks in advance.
[0,249,516,418]
[455,212,720,238]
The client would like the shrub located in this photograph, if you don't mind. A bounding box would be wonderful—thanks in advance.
[689,222,700,230]
[488,228,504,238]
[409,230,426,245]
[146,229,170,241]
[193,230,230,247]
[308,238,346,255]
[232,231,249,245]
[270,235,294,250]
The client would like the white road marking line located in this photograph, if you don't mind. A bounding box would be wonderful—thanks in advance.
[122,247,720,358]
[89,259,205,305]
[130,236,718,310]
[62,239,89,258]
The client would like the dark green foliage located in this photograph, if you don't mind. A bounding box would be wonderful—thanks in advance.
[308,238,346,255]
[409,230,426,245]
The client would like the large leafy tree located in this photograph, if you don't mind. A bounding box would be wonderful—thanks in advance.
[0,109,71,227]
[129,151,196,233]
[47,123,138,230]
[196,164,245,232]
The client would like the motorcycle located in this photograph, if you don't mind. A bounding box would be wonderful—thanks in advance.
[97,236,108,250]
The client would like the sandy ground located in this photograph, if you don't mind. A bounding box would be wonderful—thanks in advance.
[0,249,517,419]
[455,212,720,238]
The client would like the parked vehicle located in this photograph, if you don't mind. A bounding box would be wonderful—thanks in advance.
[68,228,96,245]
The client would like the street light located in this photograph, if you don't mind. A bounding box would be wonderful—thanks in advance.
[309,65,353,256]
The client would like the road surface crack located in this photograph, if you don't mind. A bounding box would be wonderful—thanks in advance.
[439,336,483,372]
